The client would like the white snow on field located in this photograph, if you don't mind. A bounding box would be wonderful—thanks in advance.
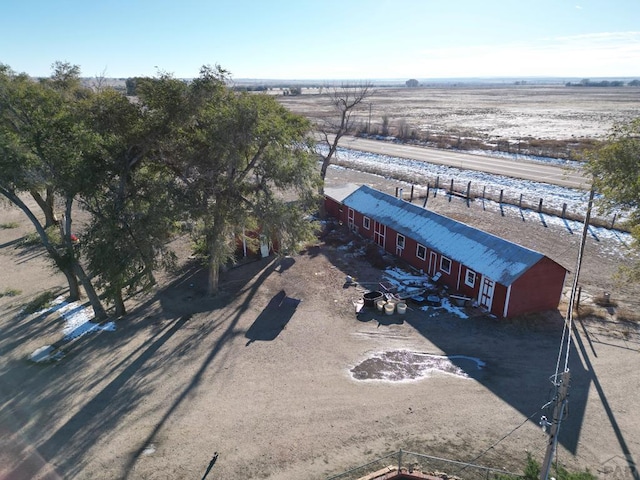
[321,144,634,257]
[320,144,625,218]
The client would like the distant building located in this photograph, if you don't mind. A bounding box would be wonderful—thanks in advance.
[325,185,568,318]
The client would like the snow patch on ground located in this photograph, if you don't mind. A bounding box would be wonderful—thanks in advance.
[350,349,484,382]
[29,297,116,362]
[43,296,116,340]
[421,298,469,319]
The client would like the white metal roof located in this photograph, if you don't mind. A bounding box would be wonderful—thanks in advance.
[342,185,562,285]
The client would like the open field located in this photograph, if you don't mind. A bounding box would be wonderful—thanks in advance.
[279,85,640,158]
[1,171,639,479]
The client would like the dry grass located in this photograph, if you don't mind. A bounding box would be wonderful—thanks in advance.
[616,307,640,324]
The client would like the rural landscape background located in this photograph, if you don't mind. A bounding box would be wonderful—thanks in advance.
[2,73,640,480]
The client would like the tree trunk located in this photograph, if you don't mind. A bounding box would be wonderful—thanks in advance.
[113,289,126,318]
[73,262,107,320]
[208,258,220,296]
[62,267,81,301]
[1,187,84,299]
[30,188,58,228]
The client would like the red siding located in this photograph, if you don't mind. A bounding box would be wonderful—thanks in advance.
[323,194,566,319]
[506,257,567,317]
[324,197,343,220]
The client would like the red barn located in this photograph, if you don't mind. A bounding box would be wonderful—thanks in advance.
[326,185,568,318]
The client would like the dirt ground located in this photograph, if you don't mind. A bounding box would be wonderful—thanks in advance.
[1,167,639,479]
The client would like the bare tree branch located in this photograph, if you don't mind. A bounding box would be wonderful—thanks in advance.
[317,82,374,198]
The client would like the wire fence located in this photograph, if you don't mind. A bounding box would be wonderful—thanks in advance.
[393,179,626,232]
[326,449,524,480]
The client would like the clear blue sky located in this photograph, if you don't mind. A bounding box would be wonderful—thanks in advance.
[1,0,638,79]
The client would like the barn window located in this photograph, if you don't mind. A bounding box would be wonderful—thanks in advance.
[416,244,426,260]
[397,234,405,249]
[440,256,452,274]
[465,270,476,287]
[363,216,370,230]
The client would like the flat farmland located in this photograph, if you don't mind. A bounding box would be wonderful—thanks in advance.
[1,85,640,480]
[279,85,640,148]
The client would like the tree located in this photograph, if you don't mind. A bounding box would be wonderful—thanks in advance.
[0,63,107,318]
[78,87,180,316]
[317,82,373,195]
[405,78,420,88]
[585,118,640,277]
[149,67,320,295]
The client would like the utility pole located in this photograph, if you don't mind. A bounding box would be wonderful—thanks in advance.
[540,370,571,480]
[540,188,594,480]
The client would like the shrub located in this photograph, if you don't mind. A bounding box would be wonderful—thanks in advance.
[0,222,19,229]
[616,307,640,324]
[23,291,57,314]
[0,288,22,298]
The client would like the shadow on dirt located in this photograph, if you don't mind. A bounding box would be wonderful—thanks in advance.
[245,290,300,345]
[0,255,280,479]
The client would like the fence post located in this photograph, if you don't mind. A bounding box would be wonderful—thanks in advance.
[611,213,617,229]
[466,181,471,207]
[410,185,414,202]
[499,189,503,204]
[398,449,403,473]
[395,187,399,198]
[435,176,439,196]
[538,198,543,213]
[519,193,523,210]
[562,203,567,219]
[482,185,486,201]
[423,185,429,208]
[449,178,454,194]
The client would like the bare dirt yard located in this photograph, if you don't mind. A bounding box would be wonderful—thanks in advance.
[2,86,640,479]
[1,165,640,479]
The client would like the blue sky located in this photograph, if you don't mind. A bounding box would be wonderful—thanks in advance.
[1,0,638,79]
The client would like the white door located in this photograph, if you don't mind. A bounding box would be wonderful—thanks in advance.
[428,251,438,276]
[396,235,405,256]
[374,222,386,248]
[479,276,495,311]
[347,208,354,230]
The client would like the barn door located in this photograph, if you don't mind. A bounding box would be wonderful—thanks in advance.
[374,221,386,248]
[479,276,495,311]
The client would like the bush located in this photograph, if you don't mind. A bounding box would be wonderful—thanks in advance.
[520,453,597,480]
[23,291,57,314]
[0,288,22,298]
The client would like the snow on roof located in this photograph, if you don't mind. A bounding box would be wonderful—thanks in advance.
[324,183,361,203]
[342,185,556,285]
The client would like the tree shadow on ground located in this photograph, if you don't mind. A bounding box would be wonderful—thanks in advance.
[0,256,280,479]
[245,290,300,345]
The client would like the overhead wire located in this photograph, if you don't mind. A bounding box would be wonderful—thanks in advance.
[554,188,595,380]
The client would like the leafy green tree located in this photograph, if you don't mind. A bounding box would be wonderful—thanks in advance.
[151,67,320,295]
[0,64,106,318]
[586,118,640,277]
[78,88,180,316]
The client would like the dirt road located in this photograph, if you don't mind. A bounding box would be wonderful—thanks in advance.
[333,135,590,189]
